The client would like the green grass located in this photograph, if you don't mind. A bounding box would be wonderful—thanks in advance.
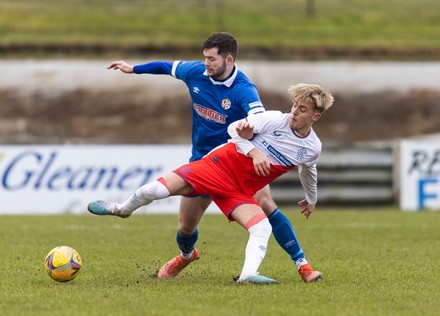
[1,208,439,315]
[1,0,440,51]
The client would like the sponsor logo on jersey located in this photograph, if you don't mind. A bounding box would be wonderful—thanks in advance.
[193,86,200,94]
[193,103,227,124]
[221,98,231,110]
[267,144,294,166]
[262,140,293,167]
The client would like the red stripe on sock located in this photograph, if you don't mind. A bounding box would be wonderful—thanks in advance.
[244,213,267,230]
[157,177,170,191]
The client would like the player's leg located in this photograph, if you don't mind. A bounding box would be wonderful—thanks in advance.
[157,195,211,278]
[157,156,223,278]
[230,204,278,284]
[254,185,322,282]
[157,196,211,278]
[87,172,191,218]
[177,195,211,255]
[255,185,305,262]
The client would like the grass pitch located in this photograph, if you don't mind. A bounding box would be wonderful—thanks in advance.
[1,0,440,52]
[1,208,439,315]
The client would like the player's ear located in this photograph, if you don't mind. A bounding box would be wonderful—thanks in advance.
[225,54,234,64]
[312,112,321,123]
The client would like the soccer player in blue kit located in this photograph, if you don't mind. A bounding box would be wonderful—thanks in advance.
[107,32,321,283]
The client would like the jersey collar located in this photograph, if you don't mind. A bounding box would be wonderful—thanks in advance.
[292,128,312,138]
[203,63,238,87]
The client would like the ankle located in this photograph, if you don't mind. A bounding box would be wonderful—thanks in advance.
[295,258,308,270]
[181,250,194,260]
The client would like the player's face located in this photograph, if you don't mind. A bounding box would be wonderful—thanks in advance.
[203,47,229,80]
[289,100,321,136]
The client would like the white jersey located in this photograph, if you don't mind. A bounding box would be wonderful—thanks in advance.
[227,110,321,204]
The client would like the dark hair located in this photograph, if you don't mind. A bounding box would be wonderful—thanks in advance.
[202,32,238,59]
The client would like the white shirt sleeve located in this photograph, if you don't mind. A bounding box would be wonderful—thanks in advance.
[228,111,283,155]
[227,118,255,155]
[298,164,318,205]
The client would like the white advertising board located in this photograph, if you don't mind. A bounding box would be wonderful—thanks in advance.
[0,145,220,215]
[400,140,440,211]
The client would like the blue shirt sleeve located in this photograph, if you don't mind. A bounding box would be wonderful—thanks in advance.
[133,61,173,75]
[173,61,200,82]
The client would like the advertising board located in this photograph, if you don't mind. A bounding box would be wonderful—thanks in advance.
[400,140,440,211]
[0,145,220,214]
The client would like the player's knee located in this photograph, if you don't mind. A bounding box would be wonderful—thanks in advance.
[177,197,209,236]
[255,193,277,214]
[138,180,169,201]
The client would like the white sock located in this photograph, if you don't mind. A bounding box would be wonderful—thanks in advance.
[120,180,170,213]
[181,250,194,260]
[239,218,272,280]
[295,258,308,270]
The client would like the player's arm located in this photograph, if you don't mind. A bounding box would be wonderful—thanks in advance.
[107,60,173,75]
[227,112,276,154]
[228,118,270,176]
[133,61,173,75]
[297,164,318,219]
[107,60,134,73]
[235,120,254,139]
[228,118,255,154]
[247,148,271,176]
[237,84,265,116]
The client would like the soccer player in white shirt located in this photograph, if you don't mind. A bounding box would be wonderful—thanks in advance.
[88,83,334,284]
[107,33,326,283]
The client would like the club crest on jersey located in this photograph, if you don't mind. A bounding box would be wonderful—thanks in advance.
[297,147,307,160]
[221,98,231,110]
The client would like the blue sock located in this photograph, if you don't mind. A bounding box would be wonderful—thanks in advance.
[268,209,304,262]
[176,229,198,255]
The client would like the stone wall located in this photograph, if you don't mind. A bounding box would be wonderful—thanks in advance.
[2,60,440,145]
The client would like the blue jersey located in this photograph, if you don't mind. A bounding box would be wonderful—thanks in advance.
[133,61,265,161]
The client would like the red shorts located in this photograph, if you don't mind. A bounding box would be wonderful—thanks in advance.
[173,143,292,219]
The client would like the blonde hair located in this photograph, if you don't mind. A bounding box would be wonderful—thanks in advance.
[287,83,334,113]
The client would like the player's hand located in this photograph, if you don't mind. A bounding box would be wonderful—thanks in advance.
[298,199,315,219]
[248,149,270,176]
[107,61,134,74]
[236,121,254,139]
